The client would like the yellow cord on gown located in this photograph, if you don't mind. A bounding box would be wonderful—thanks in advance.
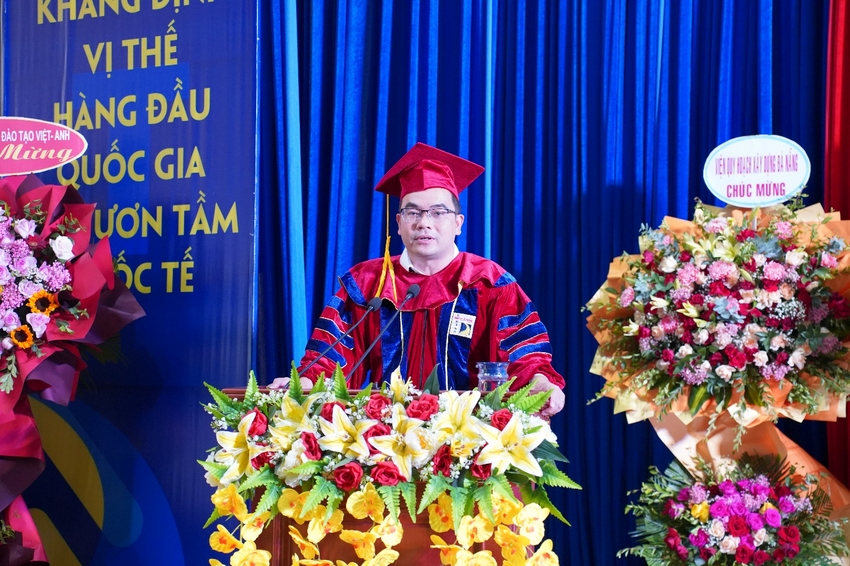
[375,194,398,302]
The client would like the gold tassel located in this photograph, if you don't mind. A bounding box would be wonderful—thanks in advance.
[375,194,398,302]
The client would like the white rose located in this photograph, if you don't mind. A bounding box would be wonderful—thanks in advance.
[770,334,788,351]
[676,344,693,359]
[651,326,665,340]
[659,256,678,273]
[784,249,808,267]
[708,519,726,539]
[50,236,76,261]
[656,360,669,372]
[699,361,711,372]
[753,253,767,267]
[752,528,767,547]
[715,365,735,382]
[718,535,740,554]
[788,347,807,369]
[693,329,709,345]
[714,333,733,349]
[753,351,769,367]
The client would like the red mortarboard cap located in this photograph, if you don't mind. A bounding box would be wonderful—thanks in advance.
[374,142,484,200]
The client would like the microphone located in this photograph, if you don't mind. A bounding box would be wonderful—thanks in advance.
[348,284,421,379]
[298,296,384,378]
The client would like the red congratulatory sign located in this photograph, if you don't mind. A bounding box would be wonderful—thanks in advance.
[0,116,87,176]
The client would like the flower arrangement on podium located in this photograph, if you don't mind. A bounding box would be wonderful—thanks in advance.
[200,367,579,566]
[585,200,850,443]
[620,454,849,564]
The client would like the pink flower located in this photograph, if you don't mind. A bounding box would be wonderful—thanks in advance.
[821,252,838,268]
[619,286,635,307]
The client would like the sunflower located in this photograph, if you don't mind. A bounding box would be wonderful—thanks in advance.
[27,290,59,315]
[9,325,34,349]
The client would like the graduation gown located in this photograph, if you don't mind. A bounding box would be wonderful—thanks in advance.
[298,252,564,390]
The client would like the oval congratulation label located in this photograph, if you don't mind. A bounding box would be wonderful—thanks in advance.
[702,135,810,208]
[0,116,87,176]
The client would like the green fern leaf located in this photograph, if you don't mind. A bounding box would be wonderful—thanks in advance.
[286,461,326,477]
[197,460,229,481]
[417,474,452,514]
[204,381,241,414]
[236,467,277,493]
[202,509,223,529]
[539,461,582,489]
[532,440,570,463]
[378,485,402,522]
[482,377,516,410]
[510,390,552,414]
[519,483,570,525]
[288,362,304,403]
[474,484,496,524]
[354,383,373,403]
[331,365,351,402]
[450,485,469,532]
[244,371,260,404]
[311,373,328,394]
[253,483,283,516]
[300,477,334,519]
[486,474,520,505]
[398,482,418,522]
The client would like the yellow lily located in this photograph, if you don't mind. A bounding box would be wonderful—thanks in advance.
[476,414,547,476]
[389,369,410,403]
[368,404,433,481]
[431,390,483,445]
[288,525,319,559]
[676,301,701,318]
[713,238,739,262]
[215,411,264,485]
[317,405,376,460]
[267,394,322,452]
[622,320,640,336]
[649,296,669,311]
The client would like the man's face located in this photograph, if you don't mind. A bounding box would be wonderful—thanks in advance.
[396,187,464,265]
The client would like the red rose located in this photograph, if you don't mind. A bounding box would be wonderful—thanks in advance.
[364,394,393,419]
[700,547,716,560]
[371,460,404,485]
[246,408,268,436]
[333,462,364,491]
[778,525,801,547]
[407,394,439,420]
[754,550,771,565]
[432,445,453,477]
[470,452,491,480]
[772,548,786,562]
[735,545,754,564]
[320,401,346,421]
[250,443,273,469]
[785,543,799,559]
[491,409,513,431]
[361,423,392,455]
[727,515,749,537]
[301,432,322,461]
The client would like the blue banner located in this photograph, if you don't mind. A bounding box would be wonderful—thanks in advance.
[3,1,258,563]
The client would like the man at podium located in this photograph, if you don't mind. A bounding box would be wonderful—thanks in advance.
[279,143,565,417]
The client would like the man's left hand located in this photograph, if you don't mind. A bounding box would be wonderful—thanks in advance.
[529,374,565,418]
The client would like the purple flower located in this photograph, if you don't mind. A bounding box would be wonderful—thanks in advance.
[689,484,708,504]
[664,499,684,519]
[0,266,11,286]
[729,500,748,516]
[709,500,730,519]
[26,313,50,339]
[0,311,21,332]
[737,479,752,491]
[14,219,37,239]
[688,529,709,548]
[764,507,782,528]
[12,256,36,275]
[778,497,796,515]
[619,286,635,307]
[746,512,765,531]
[18,279,43,298]
[718,480,738,497]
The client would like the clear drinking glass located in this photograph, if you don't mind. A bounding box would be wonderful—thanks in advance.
[476,362,509,393]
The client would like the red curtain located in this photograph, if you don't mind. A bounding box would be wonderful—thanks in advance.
[825,0,850,488]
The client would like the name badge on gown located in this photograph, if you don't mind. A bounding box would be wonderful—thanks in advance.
[449,312,476,338]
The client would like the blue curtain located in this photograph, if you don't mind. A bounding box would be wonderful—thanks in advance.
[258,1,829,563]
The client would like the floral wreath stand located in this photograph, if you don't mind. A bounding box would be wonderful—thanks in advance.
[587,203,850,562]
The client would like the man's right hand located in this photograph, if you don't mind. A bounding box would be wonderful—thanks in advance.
[268,376,313,391]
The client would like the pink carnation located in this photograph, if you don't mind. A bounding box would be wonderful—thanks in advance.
[821,253,838,268]
[774,221,793,239]
[762,261,786,281]
[619,286,635,307]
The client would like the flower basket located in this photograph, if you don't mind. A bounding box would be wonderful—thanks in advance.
[200,367,579,565]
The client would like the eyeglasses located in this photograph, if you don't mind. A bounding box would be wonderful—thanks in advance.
[398,207,458,223]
